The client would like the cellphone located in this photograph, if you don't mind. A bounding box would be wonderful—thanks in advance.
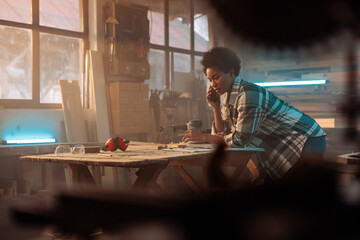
[209,87,218,102]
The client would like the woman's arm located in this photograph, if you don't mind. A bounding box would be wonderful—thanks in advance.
[224,89,267,147]
[212,106,224,133]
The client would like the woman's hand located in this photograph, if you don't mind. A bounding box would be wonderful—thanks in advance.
[182,130,226,145]
[182,130,206,143]
[206,86,220,109]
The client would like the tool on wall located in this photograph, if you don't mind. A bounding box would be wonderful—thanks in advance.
[105,16,119,71]
[103,1,150,79]
[149,89,162,132]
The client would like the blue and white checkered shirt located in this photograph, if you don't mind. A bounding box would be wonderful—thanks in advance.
[212,77,326,180]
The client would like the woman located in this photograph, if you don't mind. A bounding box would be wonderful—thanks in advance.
[182,47,326,181]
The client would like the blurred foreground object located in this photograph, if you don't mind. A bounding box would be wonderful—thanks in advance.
[11,144,360,240]
[207,0,360,147]
[207,0,360,48]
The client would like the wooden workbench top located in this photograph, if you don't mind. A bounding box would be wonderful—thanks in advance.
[19,141,215,167]
[19,141,265,168]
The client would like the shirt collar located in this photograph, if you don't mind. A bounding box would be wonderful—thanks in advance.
[224,76,242,106]
[232,76,242,93]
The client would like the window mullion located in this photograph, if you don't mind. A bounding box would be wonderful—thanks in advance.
[164,0,170,89]
[32,30,40,104]
[32,0,39,26]
[190,0,194,73]
[82,0,89,35]
[170,51,174,90]
[32,0,40,104]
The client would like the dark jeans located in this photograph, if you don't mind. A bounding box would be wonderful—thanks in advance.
[264,136,327,183]
[281,136,327,181]
[299,136,327,160]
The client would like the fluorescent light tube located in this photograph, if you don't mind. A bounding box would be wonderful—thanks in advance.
[5,138,56,144]
[255,80,327,87]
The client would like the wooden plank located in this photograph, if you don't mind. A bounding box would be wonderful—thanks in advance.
[41,163,49,190]
[17,179,31,196]
[109,81,150,135]
[131,164,167,191]
[69,164,96,186]
[148,181,166,194]
[19,144,263,168]
[19,147,213,168]
[89,50,112,143]
[174,166,202,195]
[128,141,167,150]
[337,152,360,164]
[18,143,263,194]
[0,179,17,199]
[59,80,88,143]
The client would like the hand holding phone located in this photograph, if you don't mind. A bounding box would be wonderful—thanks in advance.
[207,86,219,106]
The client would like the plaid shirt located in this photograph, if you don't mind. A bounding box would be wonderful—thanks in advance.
[212,77,326,180]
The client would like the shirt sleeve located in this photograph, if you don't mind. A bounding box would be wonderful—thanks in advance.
[211,120,227,135]
[224,90,268,147]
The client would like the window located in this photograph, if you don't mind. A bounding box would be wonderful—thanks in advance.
[194,14,209,52]
[146,0,210,91]
[173,52,191,72]
[169,0,190,50]
[40,33,83,103]
[0,0,31,24]
[0,0,88,108]
[148,49,165,90]
[0,26,31,100]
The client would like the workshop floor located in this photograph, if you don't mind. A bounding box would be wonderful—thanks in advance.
[0,198,179,240]
[0,198,73,240]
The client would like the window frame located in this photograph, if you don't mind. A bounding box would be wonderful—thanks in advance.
[149,0,208,90]
[0,0,89,109]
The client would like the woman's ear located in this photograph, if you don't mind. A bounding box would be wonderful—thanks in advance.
[229,68,234,77]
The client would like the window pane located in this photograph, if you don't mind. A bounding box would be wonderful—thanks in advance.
[0,0,31,23]
[174,52,190,72]
[194,14,209,52]
[148,10,164,45]
[172,53,190,91]
[40,0,82,32]
[147,49,164,90]
[0,26,31,99]
[195,55,205,79]
[195,55,208,89]
[40,33,82,103]
[169,1,190,49]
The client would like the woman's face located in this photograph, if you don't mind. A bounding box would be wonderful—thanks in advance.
[206,67,234,95]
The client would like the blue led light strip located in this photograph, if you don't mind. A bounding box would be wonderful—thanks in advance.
[5,138,56,144]
[255,80,327,87]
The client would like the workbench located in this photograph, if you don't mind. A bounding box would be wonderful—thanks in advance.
[19,141,264,194]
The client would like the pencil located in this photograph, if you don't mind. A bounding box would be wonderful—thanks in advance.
[97,153,112,157]
[177,133,185,136]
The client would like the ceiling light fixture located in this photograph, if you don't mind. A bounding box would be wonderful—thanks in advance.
[255,80,327,87]
[4,138,56,144]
